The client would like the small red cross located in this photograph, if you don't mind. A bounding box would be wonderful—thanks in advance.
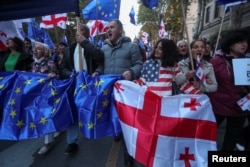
[179,147,195,167]
[184,98,201,111]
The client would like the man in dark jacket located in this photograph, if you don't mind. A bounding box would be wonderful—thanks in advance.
[59,24,104,154]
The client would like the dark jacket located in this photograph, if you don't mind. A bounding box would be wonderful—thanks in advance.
[59,40,104,79]
[0,51,33,71]
[208,54,246,116]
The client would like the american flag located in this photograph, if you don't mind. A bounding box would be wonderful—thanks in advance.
[135,59,180,96]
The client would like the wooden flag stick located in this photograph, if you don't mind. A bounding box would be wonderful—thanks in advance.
[180,0,194,71]
[76,16,83,71]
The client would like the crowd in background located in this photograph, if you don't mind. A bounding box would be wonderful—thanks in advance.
[0,19,250,167]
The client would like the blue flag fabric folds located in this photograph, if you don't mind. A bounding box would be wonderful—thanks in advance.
[141,0,158,9]
[82,0,121,21]
[0,71,123,140]
[0,71,75,140]
[217,0,248,5]
[129,6,136,25]
[0,0,79,21]
[74,71,123,139]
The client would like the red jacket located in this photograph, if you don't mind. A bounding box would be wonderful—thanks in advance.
[208,55,246,116]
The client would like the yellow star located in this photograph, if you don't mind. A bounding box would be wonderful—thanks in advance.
[74,89,77,96]
[102,89,109,96]
[24,79,31,85]
[98,79,104,86]
[88,122,94,129]
[40,117,47,124]
[97,112,103,119]
[15,87,21,94]
[102,99,109,107]
[10,99,15,105]
[10,109,17,118]
[0,84,4,90]
[30,122,36,129]
[55,98,61,104]
[80,83,87,89]
[38,78,45,84]
[79,121,83,128]
[51,89,57,96]
[16,120,24,128]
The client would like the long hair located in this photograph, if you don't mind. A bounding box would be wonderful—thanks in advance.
[151,39,178,67]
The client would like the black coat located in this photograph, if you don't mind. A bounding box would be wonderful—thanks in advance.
[0,51,33,72]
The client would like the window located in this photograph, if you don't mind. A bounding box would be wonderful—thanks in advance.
[214,5,220,18]
[205,6,211,23]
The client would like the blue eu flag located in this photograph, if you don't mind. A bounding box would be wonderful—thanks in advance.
[129,6,136,25]
[217,0,247,5]
[74,71,122,139]
[141,0,158,9]
[82,0,121,21]
[0,71,75,140]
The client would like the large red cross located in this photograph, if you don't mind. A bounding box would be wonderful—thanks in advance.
[42,14,66,27]
[115,84,217,167]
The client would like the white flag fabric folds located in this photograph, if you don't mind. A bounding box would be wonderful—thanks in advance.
[113,80,217,167]
[0,21,24,50]
[40,13,67,29]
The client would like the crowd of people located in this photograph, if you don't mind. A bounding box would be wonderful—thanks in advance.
[0,19,250,167]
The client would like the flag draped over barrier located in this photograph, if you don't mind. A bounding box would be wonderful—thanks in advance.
[0,71,75,140]
[74,72,123,139]
[113,80,217,167]
[0,71,122,140]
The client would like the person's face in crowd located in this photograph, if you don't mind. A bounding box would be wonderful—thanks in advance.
[230,40,248,57]
[191,40,205,60]
[24,40,32,50]
[106,21,122,44]
[58,44,66,54]
[205,44,212,55]
[6,38,15,49]
[80,26,89,38]
[178,42,188,55]
[154,41,163,58]
[33,43,45,59]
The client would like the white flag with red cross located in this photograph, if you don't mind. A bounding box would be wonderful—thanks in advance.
[113,80,217,167]
[40,13,67,29]
[237,93,250,111]
[158,19,167,39]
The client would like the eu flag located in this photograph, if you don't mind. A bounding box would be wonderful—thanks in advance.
[141,0,158,9]
[28,20,45,43]
[0,71,75,140]
[74,71,122,139]
[129,6,136,25]
[217,0,247,5]
[82,0,121,21]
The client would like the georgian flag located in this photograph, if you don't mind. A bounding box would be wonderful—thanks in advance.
[141,31,149,44]
[114,80,217,167]
[195,56,206,86]
[237,93,250,111]
[158,19,167,38]
[40,13,67,29]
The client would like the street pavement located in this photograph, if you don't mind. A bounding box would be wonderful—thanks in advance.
[0,122,226,167]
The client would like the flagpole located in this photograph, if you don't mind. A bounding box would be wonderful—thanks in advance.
[180,0,194,70]
[214,7,226,53]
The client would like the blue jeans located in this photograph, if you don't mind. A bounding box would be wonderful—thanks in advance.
[66,122,79,144]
